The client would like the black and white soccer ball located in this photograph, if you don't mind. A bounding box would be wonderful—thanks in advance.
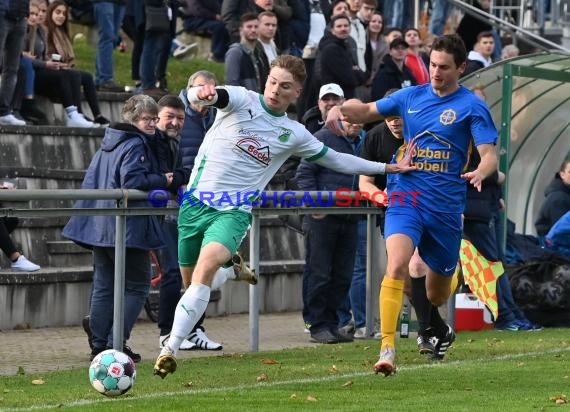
[89,349,136,397]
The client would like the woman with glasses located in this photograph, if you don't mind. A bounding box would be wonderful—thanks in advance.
[63,95,174,363]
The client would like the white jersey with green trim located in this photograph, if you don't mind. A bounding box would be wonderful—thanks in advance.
[185,86,327,212]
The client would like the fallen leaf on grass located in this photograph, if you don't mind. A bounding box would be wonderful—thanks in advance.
[330,365,339,374]
[517,362,524,367]
[256,373,268,382]
[31,379,45,385]
[342,380,353,387]
[262,358,279,365]
[306,395,318,402]
[290,394,297,399]
[183,382,193,388]
[549,394,567,404]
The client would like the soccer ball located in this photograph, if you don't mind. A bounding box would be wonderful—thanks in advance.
[89,349,136,397]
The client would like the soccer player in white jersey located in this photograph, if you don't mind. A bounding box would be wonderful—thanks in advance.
[153,55,417,379]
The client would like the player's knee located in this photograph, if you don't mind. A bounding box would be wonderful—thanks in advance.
[427,290,449,307]
[386,264,409,279]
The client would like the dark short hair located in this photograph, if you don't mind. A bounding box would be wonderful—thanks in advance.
[476,31,494,42]
[239,12,259,26]
[404,27,420,38]
[384,27,402,37]
[430,34,467,67]
[157,95,185,111]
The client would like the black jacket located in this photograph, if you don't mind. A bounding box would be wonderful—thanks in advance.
[4,0,29,20]
[371,54,417,101]
[456,0,492,54]
[535,175,570,236]
[463,149,501,222]
[316,31,366,99]
[301,106,324,134]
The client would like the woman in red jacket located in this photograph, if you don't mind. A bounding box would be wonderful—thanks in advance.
[403,28,429,85]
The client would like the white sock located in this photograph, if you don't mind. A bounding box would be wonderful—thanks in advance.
[165,283,210,356]
[210,266,235,290]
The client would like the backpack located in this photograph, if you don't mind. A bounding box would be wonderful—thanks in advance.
[506,255,570,326]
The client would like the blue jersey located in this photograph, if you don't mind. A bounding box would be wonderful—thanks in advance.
[376,84,497,213]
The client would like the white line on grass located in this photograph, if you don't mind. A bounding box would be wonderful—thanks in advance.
[3,347,569,411]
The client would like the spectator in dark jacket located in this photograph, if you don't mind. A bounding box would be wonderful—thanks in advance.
[63,95,173,363]
[0,0,29,125]
[371,37,417,102]
[222,0,293,50]
[456,0,493,55]
[535,159,570,237]
[181,0,229,62]
[317,14,366,99]
[295,117,365,344]
[224,12,270,93]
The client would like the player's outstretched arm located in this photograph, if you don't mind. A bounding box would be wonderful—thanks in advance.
[385,139,417,174]
[325,100,383,134]
[461,143,498,191]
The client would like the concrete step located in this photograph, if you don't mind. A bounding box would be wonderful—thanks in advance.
[45,240,92,267]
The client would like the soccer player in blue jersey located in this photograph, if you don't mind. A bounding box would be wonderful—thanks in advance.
[326,34,498,376]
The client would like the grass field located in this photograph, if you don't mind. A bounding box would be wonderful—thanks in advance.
[1,328,569,411]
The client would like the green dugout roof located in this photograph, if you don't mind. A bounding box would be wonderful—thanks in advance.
[461,52,570,235]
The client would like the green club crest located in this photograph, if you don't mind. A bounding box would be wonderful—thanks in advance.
[278,128,292,142]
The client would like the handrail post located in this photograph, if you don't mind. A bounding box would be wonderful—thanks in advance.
[365,213,375,337]
[112,196,127,351]
[249,211,261,352]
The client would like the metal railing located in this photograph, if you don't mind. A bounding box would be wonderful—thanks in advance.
[1,189,385,350]
[1,189,456,352]
[449,0,570,52]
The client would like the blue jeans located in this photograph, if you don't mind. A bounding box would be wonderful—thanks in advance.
[93,2,125,85]
[20,56,35,97]
[183,17,229,61]
[140,31,171,89]
[90,247,151,349]
[429,0,452,35]
[302,216,358,332]
[384,0,412,31]
[338,219,367,328]
[0,16,26,116]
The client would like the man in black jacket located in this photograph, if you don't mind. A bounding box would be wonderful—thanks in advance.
[535,159,570,237]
